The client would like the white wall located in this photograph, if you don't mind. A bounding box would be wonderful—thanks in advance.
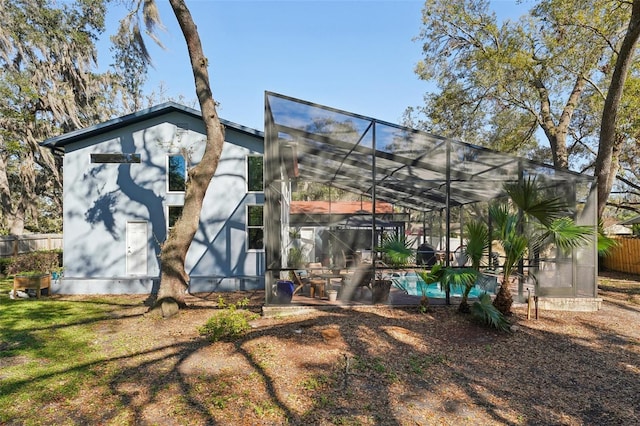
[58,110,264,294]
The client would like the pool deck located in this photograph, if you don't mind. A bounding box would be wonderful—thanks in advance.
[262,285,520,318]
[262,276,600,317]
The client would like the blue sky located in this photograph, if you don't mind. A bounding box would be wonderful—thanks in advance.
[100,0,528,131]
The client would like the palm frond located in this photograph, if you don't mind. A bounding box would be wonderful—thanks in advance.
[464,220,489,270]
[545,217,594,253]
[378,234,414,266]
[442,267,477,292]
[597,229,619,257]
[417,263,444,285]
[504,177,568,226]
[471,293,510,331]
[489,203,510,236]
[500,233,528,279]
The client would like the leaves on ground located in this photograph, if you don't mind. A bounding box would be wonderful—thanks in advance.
[1,271,639,425]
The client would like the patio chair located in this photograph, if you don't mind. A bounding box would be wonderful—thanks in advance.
[292,267,326,298]
[340,264,374,301]
[290,271,306,296]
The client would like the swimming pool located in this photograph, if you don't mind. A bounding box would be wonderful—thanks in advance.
[390,272,496,298]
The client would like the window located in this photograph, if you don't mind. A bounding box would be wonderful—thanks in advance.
[247,155,263,192]
[247,205,264,250]
[168,155,186,192]
[168,205,183,231]
[91,153,140,163]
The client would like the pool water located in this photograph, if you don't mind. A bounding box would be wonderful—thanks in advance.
[391,272,496,298]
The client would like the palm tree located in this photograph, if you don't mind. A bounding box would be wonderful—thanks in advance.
[378,234,414,267]
[417,237,509,331]
[417,262,476,309]
[491,177,594,316]
[459,220,489,313]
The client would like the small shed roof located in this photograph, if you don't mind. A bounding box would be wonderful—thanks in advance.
[605,224,632,235]
[620,216,640,225]
[290,200,393,215]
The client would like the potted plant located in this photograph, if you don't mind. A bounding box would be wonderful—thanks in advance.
[13,271,51,299]
[371,233,415,303]
[287,247,304,270]
[377,233,414,268]
[7,251,60,299]
[371,275,392,303]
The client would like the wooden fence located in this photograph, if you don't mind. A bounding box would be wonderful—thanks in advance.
[601,236,640,275]
[0,234,62,257]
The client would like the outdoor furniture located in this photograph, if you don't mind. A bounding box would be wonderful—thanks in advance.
[290,270,326,298]
[319,272,344,297]
[340,265,374,301]
[305,262,329,298]
[311,280,325,298]
[13,273,50,299]
[416,243,437,266]
[290,271,306,296]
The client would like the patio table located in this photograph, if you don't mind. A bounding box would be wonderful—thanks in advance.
[318,273,345,298]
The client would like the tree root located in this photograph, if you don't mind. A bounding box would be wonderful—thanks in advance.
[149,297,187,318]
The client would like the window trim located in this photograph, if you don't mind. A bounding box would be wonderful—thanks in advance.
[246,204,264,252]
[167,205,184,233]
[167,154,187,193]
[246,154,264,193]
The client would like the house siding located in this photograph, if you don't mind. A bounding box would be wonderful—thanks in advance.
[57,110,264,294]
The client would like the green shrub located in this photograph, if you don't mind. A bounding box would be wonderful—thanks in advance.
[6,250,61,276]
[471,293,510,332]
[0,257,12,276]
[198,300,258,342]
[287,246,304,268]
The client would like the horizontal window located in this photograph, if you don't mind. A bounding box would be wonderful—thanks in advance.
[91,153,140,163]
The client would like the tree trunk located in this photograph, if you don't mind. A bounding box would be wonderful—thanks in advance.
[594,0,640,219]
[537,74,587,170]
[154,0,225,317]
[458,284,472,314]
[0,152,28,235]
[493,277,513,316]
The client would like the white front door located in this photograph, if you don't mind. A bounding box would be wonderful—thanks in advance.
[126,221,148,275]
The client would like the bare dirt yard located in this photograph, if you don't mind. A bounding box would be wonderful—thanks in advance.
[29,272,640,425]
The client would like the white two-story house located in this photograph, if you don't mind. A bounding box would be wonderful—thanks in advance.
[41,102,265,294]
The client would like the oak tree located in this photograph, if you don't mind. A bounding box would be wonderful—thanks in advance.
[0,0,135,234]
[410,0,640,218]
[126,0,225,315]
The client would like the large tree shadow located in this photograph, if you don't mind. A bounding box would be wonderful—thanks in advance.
[3,286,639,425]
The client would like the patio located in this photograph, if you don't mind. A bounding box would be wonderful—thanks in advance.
[262,92,598,310]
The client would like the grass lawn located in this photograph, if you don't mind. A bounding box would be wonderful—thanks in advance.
[0,280,141,423]
[0,273,639,425]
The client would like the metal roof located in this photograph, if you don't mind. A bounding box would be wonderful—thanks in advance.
[41,101,264,149]
[265,92,594,213]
